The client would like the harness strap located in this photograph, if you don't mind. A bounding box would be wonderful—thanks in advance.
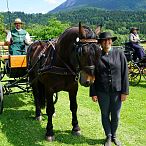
[28,41,53,73]
[38,66,75,75]
[37,41,77,76]
[28,40,78,80]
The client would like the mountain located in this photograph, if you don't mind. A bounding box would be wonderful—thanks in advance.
[50,0,146,13]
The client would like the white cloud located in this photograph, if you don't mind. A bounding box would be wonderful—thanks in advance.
[44,0,58,5]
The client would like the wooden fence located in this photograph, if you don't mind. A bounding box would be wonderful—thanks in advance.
[0,42,9,59]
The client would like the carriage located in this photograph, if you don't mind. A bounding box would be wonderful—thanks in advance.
[123,42,146,86]
[0,42,30,114]
[0,42,58,114]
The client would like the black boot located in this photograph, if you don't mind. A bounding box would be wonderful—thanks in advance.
[112,137,121,146]
[104,136,111,146]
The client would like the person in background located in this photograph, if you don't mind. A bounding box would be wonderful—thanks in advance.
[129,27,145,60]
[6,18,31,55]
[90,32,129,146]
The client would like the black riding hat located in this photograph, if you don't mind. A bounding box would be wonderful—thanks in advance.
[98,32,117,42]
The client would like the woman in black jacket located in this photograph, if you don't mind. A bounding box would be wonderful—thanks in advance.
[90,32,129,146]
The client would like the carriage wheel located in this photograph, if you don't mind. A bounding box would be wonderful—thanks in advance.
[128,62,141,86]
[142,66,146,80]
[0,60,6,80]
[0,84,4,114]
[53,92,58,104]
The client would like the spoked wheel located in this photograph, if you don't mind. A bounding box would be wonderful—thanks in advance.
[0,84,4,114]
[53,92,58,104]
[141,66,146,80]
[128,62,141,86]
[0,60,6,80]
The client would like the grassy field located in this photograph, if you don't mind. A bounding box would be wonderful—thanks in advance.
[141,43,146,51]
[0,79,146,146]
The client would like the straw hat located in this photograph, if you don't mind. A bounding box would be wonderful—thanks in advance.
[98,32,117,42]
[14,18,23,24]
[130,27,139,33]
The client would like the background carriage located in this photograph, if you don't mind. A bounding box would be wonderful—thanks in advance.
[123,41,146,86]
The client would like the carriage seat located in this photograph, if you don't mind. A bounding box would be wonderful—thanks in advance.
[124,42,135,52]
[9,55,27,68]
[6,55,27,78]
[124,42,138,61]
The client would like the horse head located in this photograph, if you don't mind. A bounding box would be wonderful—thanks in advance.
[55,22,101,87]
[74,22,101,87]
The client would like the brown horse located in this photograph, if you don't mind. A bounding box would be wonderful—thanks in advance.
[27,23,101,141]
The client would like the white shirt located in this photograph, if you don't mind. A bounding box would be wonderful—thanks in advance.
[129,33,140,43]
[6,28,32,45]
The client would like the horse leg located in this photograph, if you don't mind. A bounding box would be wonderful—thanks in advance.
[45,91,55,142]
[31,80,45,121]
[69,84,81,136]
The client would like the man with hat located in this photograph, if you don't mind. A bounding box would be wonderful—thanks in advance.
[6,18,31,55]
[90,32,129,146]
[129,27,145,60]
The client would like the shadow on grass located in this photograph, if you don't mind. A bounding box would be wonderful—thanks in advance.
[54,130,105,145]
[1,93,104,145]
[136,80,146,88]
[0,110,104,146]
[0,93,45,146]
[3,93,33,109]
[0,109,45,146]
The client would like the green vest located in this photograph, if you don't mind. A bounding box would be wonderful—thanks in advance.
[9,29,27,55]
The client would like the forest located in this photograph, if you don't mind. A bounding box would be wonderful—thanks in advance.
[1,7,146,45]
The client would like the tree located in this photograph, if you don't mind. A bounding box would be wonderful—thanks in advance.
[0,15,6,41]
[26,18,70,40]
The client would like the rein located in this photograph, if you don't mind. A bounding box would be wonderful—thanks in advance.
[27,41,51,73]
[28,37,97,81]
[39,57,79,81]
[29,40,79,79]
[39,54,78,77]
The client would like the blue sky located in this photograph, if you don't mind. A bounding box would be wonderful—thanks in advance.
[0,0,66,14]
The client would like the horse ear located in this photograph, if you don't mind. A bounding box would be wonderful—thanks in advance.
[95,24,102,36]
[79,22,86,38]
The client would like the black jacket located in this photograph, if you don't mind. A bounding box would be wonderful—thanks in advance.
[90,47,129,96]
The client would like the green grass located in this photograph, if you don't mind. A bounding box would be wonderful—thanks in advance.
[0,80,146,146]
[141,43,146,50]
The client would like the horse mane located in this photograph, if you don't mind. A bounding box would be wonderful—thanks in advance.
[56,25,96,46]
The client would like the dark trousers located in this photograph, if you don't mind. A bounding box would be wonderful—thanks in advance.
[131,43,145,60]
[98,91,122,138]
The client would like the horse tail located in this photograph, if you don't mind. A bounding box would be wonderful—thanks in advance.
[38,80,46,109]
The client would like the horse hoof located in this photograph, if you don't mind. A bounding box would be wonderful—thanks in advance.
[46,136,55,142]
[72,130,81,136]
[35,116,42,121]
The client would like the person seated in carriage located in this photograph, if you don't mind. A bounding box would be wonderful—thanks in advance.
[128,27,145,60]
[6,18,31,55]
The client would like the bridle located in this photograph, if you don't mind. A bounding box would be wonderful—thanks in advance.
[79,38,98,43]
[74,38,98,72]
